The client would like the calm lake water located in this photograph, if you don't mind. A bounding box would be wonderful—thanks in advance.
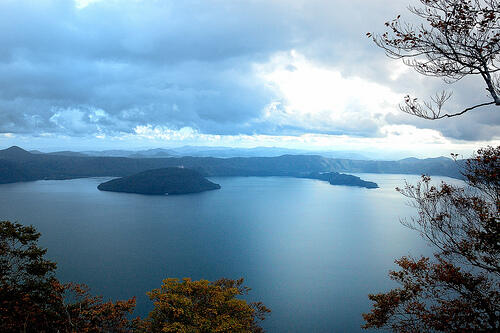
[0,174,456,332]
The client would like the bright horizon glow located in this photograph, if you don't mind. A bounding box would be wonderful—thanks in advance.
[74,0,102,9]
[1,126,497,160]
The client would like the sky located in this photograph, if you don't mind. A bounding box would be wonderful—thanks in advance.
[0,0,498,158]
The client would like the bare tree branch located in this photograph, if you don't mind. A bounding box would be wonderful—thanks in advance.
[369,0,500,120]
[400,93,496,119]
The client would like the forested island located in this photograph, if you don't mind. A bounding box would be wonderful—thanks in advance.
[97,168,221,195]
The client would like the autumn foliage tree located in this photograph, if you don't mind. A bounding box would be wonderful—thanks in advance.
[365,1,500,329]
[1,221,270,332]
[0,221,58,331]
[135,277,271,333]
[362,146,500,331]
[0,220,136,332]
[369,0,500,119]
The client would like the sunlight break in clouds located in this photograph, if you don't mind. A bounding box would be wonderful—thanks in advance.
[258,51,403,135]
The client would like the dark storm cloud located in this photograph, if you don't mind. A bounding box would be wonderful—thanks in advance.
[0,0,497,142]
[0,0,299,136]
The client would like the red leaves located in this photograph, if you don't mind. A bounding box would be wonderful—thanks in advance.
[0,221,136,332]
[363,146,500,331]
[364,254,498,331]
[61,282,136,333]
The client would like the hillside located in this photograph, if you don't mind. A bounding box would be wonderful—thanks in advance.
[0,146,462,184]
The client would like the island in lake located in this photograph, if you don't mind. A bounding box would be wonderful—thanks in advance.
[97,167,221,195]
[303,172,379,189]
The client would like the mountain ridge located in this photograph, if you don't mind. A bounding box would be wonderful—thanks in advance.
[32,146,372,160]
[0,146,462,185]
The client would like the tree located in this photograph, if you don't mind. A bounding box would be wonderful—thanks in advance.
[1,220,270,332]
[362,146,499,331]
[0,220,136,332]
[57,282,136,332]
[135,277,271,333]
[368,0,500,119]
[0,221,59,331]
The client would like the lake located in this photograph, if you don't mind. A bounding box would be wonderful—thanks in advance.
[0,174,452,332]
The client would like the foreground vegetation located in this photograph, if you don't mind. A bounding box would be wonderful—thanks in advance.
[0,221,270,332]
[363,146,499,331]
[364,0,499,329]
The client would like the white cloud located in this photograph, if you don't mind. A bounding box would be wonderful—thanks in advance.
[50,108,89,132]
[134,125,201,141]
[49,107,113,134]
[74,0,103,9]
[123,122,498,159]
[256,51,401,135]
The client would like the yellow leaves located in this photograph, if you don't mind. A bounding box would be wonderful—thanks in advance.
[141,277,269,332]
[2,222,269,332]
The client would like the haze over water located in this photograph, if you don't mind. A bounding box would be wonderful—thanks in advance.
[0,174,448,332]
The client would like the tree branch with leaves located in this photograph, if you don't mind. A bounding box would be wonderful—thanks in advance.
[368,0,500,119]
[363,146,500,331]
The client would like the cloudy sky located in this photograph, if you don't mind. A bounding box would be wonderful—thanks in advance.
[0,0,498,158]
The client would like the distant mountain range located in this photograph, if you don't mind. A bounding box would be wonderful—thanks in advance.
[30,146,370,160]
[0,146,462,185]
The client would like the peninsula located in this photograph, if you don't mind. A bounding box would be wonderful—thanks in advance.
[303,172,379,189]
